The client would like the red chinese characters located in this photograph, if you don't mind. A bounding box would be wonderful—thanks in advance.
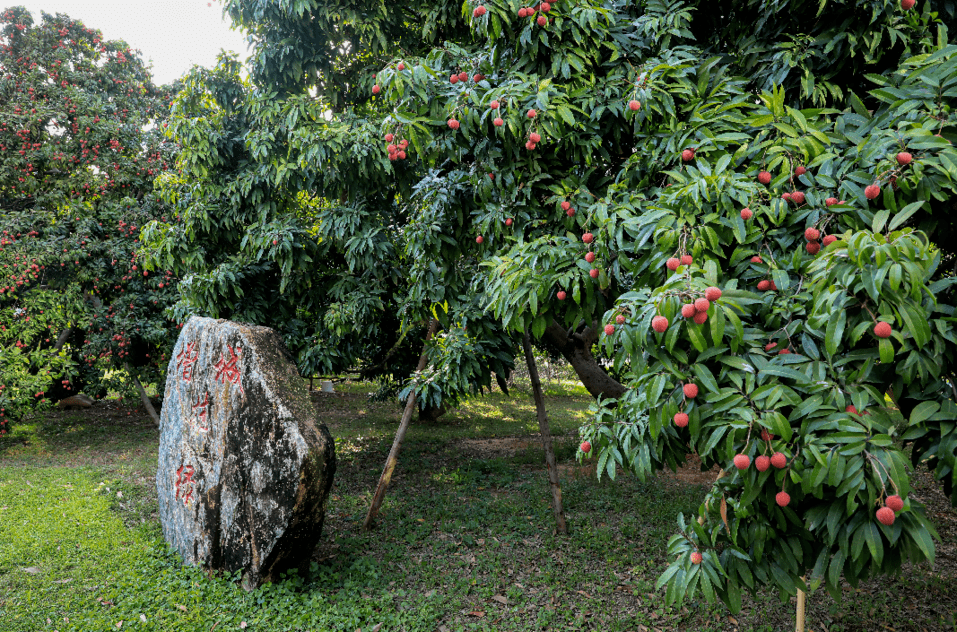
[175,340,199,383]
[213,344,243,393]
[174,464,195,506]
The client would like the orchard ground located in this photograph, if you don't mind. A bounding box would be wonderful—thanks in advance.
[0,380,955,632]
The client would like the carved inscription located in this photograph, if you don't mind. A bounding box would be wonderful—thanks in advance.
[213,344,243,394]
[174,464,195,506]
[176,340,199,383]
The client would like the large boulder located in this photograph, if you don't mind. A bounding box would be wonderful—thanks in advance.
[157,316,336,589]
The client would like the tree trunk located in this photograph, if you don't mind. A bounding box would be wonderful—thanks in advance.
[125,363,161,427]
[541,319,626,400]
[363,318,438,530]
[522,331,568,534]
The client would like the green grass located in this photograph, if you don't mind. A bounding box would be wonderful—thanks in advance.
[0,380,955,631]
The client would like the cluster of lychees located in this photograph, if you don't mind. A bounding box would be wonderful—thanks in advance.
[677,286,722,325]
[382,133,410,161]
[517,1,553,27]
[672,382,698,428]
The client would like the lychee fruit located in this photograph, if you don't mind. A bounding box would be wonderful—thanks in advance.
[761,429,775,441]
[566,207,576,217]
[628,100,641,111]
[589,268,599,278]
[876,506,895,525]
[778,348,790,355]
[693,311,708,324]
[770,452,787,469]
[874,321,892,338]
[666,257,680,271]
[791,191,805,204]
[527,108,537,118]
[580,441,591,453]
[450,74,459,84]
[561,201,571,211]
[886,495,904,512]
[825,197,838,207]
[397,62,406,71]
[806,242,821,255]
[557,291,566,300]
[683,383,699,398]
[758,171,771,184]
[795,166,807,176]
[776,491,791,507]
[804,227,820,241]
[897,151,912,165]
[582,233,594,244]
[764,342,777,352]
[757,280,771,291]
[674,412,689,427]
[681,148,694,162]
[694,298,710,312]
[525,140,537,150]
[823,235,837,247]
[901,0,916,9]
[604,324,615,335]
[537,14,547,26]
[690,551,703,564]
[490,100,500,109]
[705,287,722,301]
[458,72,468,82]
[865,184,881,200]
[733,454,750,470]
[372,85,381,94]
[518,7,527,16]
[846,405,858,414]
[680,254,693,266]
[681,304,696,318]
[385,133,394,142]
[741,207,753,220]
[756,455,771,471]
[473,5,487,16]
[616,314,626,325]
[493,117,504,127]
[476,235,484,243]
[505,218,513,226]
[585,252,596,263]
[651,316,669,333]
[448,118,460,129]
[751,255,763,263]
[530,132,541,143]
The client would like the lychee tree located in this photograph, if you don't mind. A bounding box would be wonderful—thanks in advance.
[0,6,179,432]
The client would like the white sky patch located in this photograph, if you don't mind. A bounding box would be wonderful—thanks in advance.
[16,0,252,85]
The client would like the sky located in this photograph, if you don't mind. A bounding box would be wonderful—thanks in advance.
[17,0,252,85]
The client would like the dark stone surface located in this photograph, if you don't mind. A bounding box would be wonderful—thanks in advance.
[157,316,336,589]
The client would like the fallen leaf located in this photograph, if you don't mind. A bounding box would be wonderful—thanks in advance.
[21,566,41,574]
[728,615,738,625]
[371,624,382,632]
[468,611,485,617]
[491,595,508,605]
[52,578,73,584]
[720,497,730,533]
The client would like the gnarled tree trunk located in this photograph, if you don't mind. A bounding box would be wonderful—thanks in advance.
[541,319,626,400]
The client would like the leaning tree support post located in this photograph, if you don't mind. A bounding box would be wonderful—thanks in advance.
[795,577,807,632]
[363,318,438,530]
[521,331,569,535]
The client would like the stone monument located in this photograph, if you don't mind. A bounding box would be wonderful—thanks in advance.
[157,316,336,589]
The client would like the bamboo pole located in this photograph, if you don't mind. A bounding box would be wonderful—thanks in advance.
[521,331,568,535]
[363,319,437,530]
[795,576,806,632]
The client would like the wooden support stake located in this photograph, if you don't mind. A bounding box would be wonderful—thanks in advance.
[363,319,438,531]
[522,331,568,535]
[125,363,160,427]
[795,576,806,632]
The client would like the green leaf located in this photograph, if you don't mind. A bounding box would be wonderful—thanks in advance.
[910,401,940,425]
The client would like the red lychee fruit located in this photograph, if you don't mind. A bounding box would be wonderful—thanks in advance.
[751,255,763,263]
[476,235,484,244]
[680,254,693,266]
[473,5,487,16]
[589,268,599,279]
[458,72,468,82]
[616,314,626,325]
[761,429,775,441]
[628,100,641,111]
[651,316,669,333]
[874,321,892,338]
[897,151,912,165]
[683,383,699,398]
[681,148,694,162]
[451,74,459,84]
[385,133,394,142]
[537,14,547,25]
[693,311,708,325]
[681,303,696,318]
[525,141,537,150]
[756,455,771,472]
[566,207,576,217]
[474,74,485,82]
[527,108,537,118]
[901,0,915,9]
[806,242,821,255]
[518,7,528,16]
[557,290,566,300]
[886,495,904,512]
[561,201,571,211]
[765,342,777,352]
[770,452,787,469]
[865,184,881,200]
[674,412,689,427]
[825,197,838,207]
[666,257,680,271]
[541,1,551,10]
[769,281,778,290]
[733,454,750,470]
[823,235,837,247]
[387,143,397,153]
[846,405,858,414]
[493,117,504,126]
[448,119,460,129]
[795,166,806,176]
[604,324,615,335]
[690,551,703,564]
[530,132,541,143]
[705,287,722,301]
[694,298,710,312]
[580,441,591,453]
[741,207,753,220]
[582,232,594,244]
[372,85,381,94]
[757,280,771,291]
[397,150,407,159]
[791,191,805,204]
[490,100,500,109]
[876,506,895,525]
[585,252,596,263]
[778,348,790,355]
[776,491,791,507]
[505,218,513,226]
[804,227,820,241]
[758,171,771,184]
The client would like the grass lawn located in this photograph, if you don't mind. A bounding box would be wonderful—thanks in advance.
[0,379,955,631]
